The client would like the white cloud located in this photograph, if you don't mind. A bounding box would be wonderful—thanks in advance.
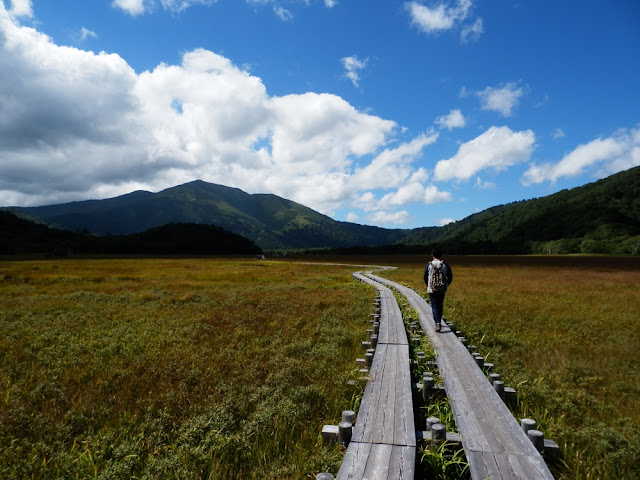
[436,109,465,130]
[434,126,536,181]
[552,128,565,139]
[112,0,146,15]
[346,212,359,222]
[461,17,482,43]
[407,0,482,42]
[367,210,410,225]
[379,183,451,207]
[341,55,367,88]
[476,82,524,117]
[80,27,97,41]
[2,4,440,224]
[325,0,337,7]
[406,0,472,33]
[113,0,218,15]
[438,217,455,226]
[475,176,495,189]
[522,127,640,185]
[273,5,293,20]
[6,0,32,18]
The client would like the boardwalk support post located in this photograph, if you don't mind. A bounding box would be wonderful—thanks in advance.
[338,421,352,447]
[528,429,545,453]
[431,423,446,448]
[316,473,334,480]
[422,375,434,402]
[493,380,505,399]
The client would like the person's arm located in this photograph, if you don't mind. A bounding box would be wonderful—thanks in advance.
[423,263,431,288]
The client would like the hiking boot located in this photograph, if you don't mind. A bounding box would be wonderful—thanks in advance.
[435,323,441,332]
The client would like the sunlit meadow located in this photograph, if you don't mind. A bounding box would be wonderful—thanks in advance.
[0,258,373,479]
[380,255,640,480]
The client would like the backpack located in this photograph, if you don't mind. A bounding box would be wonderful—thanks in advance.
[430,262,447,293]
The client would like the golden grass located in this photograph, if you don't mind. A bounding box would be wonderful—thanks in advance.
[377,255,640,480]
[0,258,373,479]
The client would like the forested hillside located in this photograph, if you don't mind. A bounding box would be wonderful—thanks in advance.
[401,166,640,255]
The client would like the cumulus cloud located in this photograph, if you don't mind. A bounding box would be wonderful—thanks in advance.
[476,82,524,117]
[325,0,337,6]
[436,109,465,130]
[112,0,146,15]
[406,0,482,42]
[522,127,640,185]
[341,55,368,88]
[1,3,443,227]
[367,210,410,225]
[434,126,536,181]
[113,0,218,15]
[6,0,32,18]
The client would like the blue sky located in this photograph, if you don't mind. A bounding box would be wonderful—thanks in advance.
[1,0,639,228]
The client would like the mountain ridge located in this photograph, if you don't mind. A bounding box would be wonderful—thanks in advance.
[8,166,640,254]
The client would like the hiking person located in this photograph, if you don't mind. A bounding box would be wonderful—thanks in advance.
[423,248,453,332]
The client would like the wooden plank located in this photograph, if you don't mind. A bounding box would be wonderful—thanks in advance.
[393,344,415,447]
[366,273,555,480]
[337,443,415,480]
[340,273,416,480]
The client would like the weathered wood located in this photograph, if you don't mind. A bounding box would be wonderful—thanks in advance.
[367,273,555,480]
[340,273,416,479]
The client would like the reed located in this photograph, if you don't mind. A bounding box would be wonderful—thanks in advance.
[0,258,372,479]
[380,255,640,480]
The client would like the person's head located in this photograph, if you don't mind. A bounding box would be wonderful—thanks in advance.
[431,247,442,260]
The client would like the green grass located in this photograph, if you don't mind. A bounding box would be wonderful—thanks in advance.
[0,258,372,479]
[379,255,640,480]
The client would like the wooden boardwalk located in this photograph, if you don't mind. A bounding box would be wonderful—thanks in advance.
[366,272,555,480]
[336,273,415,480]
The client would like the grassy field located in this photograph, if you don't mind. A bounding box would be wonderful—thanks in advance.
[0,258,373,479]
[378,254,640,480]
[2,255,639,479]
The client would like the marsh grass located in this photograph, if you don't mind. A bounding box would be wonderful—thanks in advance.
[380,255,640,480]
[395,294,468,479]
[0,258,372,479]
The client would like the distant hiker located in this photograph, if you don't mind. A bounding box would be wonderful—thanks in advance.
[423,248,453,332]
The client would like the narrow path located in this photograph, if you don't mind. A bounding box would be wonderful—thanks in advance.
[366,272,555,480]
[335,272,415,480]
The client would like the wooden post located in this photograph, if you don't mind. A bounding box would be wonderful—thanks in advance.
[316,474,333,480]
[373,322,380,334]
[489,373,501,385]
[521,418,537,434]
[426,416,440,431]
[459,337,467,346]
[422,375,434,402]
[431,423,446,448]
[338,421,352,446]
[342,410,356,424]
[475,356,484,369]
[365,351,374,368]
[528,429,545,453]
[370,334,378,348]
[448,323,457,333]
[493,380,505,399]
[504,387,517,406]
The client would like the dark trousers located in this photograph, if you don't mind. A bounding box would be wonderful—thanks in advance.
[428,292,445,325]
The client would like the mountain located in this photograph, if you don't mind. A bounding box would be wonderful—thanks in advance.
[12,181,409,250]
[8,166,640,254]
[0,211,260,256]
[399,166,640,254]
